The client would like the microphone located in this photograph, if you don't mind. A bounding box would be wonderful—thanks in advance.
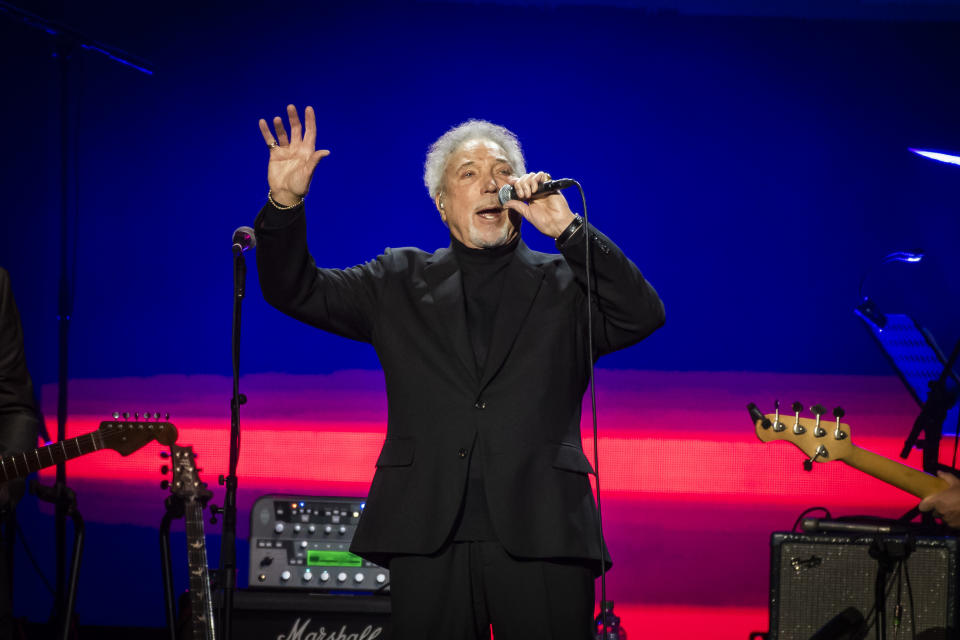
[232,226,257,253]
[497,178,576,206]
[801,517,905,535]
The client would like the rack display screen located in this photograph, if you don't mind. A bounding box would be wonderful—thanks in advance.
[306,550,363,567]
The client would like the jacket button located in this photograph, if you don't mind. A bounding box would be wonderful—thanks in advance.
[457,448,467,458]
[474,400,487,409]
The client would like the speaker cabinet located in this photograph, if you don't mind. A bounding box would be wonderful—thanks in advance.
[226,590,391,640]
[770,532,957,640]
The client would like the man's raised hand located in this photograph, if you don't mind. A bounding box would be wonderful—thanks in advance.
[259,104,330,207]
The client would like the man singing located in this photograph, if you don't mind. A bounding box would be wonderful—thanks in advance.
[254,105,664,639]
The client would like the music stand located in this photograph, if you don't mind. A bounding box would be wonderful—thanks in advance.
[854,303,960,474]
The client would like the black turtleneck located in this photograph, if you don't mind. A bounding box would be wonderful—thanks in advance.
[449,235,519,541]
[451,236,518,375]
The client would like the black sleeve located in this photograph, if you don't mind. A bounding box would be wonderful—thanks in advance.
[254,202,388,343]
[558,224,665,357]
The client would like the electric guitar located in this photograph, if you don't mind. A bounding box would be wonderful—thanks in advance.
[167,444,216,640]
[749,401,949,498]
[0,414,178,483]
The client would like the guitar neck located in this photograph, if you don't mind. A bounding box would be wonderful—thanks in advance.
[0,432,102,482]
[843,445,949,498]
[185,500,216,640]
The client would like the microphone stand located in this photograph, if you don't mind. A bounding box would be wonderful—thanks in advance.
[0,3,152,631]
[217,241,249,639]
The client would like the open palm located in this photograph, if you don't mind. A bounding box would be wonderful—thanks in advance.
[258,104,330,205]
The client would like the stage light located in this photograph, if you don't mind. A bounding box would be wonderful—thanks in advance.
[908,148,960,167]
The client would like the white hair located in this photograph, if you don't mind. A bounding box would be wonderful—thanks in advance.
[423,119,526,199]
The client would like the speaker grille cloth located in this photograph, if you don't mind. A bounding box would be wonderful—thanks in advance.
[774,537,954,640]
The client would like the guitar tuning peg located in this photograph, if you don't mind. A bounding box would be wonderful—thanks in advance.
[791,402,805,434]
[123,412,130,419]
[803,445,827,471]
[160,451,170,459]
[161,465,169,475]
[771,399,785,432]
[153,412,160,419]
[833,406,848,440]
[112,411,120,419]
[160,480,170,490]
[810,404,827,437]
[134,412,140,419]
[164,413,170,420]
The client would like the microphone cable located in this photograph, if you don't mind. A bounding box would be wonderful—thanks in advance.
[571,181,612,639]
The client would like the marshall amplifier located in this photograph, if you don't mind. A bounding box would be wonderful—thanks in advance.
[769,532,957,640]
[227,590,390,640]
[249,495,389,592]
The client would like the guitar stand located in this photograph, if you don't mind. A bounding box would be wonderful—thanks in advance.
[159,494,185,640]
[31,481,84,640]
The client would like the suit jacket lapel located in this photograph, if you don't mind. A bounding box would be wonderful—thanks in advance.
[479,241,545,390]
[423,247,478,384]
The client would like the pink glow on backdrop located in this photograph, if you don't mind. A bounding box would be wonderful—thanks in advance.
[37,370,937,637]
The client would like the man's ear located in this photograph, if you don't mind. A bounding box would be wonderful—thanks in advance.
[435,192,447,223]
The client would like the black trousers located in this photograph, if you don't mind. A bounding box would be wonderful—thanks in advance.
[389,541,595,640]
[0,508,13,640]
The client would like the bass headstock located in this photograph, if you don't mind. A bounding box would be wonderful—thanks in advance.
[96,411,178,455]
[748,401,854,469]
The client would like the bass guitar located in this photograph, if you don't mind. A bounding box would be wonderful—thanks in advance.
[748,401,949,498]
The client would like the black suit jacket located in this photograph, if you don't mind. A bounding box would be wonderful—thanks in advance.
[255,204,664,569]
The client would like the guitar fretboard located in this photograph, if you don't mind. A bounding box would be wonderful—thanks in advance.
[0,432,102,482]
[186,496,216,640]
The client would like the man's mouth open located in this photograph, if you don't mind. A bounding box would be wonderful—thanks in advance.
[475,207,503,221]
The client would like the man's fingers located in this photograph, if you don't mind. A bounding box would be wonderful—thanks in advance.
[258,118,276,146]
[515,174,535,199]
[503,199,530,219]
[303,106,317,148]
[287,104,303,143]
[308,149,331,171]
[938,471,960,487]
[273,116,289,145]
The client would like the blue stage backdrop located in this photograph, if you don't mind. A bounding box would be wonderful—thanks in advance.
[1,1,959,636]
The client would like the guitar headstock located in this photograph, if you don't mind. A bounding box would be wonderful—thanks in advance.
[96,411,178,455]
[165,444,212,503]
[749,401,854,467]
